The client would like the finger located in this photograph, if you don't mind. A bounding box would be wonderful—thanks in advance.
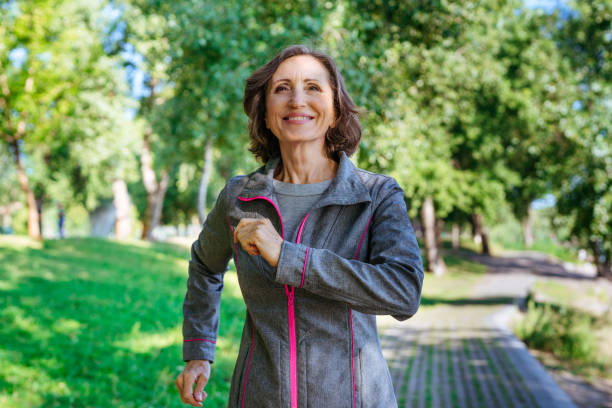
[234,218,254,244]
[181,374,198,405]
[194,372,209,402]
[249,244,260,256]
[235,220,258,250]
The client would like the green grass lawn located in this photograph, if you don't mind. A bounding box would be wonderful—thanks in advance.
[420,253,488,303]
[0,236,245,408]
[0,236,490,407]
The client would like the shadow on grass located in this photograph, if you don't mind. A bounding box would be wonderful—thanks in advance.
[0,238,245,408]
[447,246,593,281]
[420,296,516,307]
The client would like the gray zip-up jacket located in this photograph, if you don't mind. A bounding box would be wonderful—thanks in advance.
[182,151,424,408]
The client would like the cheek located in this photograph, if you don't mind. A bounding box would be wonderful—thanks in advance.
[321,98,336,122]
[266,99,283,122]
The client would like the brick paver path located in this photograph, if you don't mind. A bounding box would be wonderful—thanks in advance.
[381,252,577,408]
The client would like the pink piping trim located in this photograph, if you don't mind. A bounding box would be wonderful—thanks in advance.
[351,214,374,407]
[299,247,309,289]
[354,214,374,259]
[184,339,216,344]
[241,316,255,408]
[296,212,310,289]
[227,217,238,258]
[238,196,285,239]
[288,291,297,407]
[296,212,309,243]
[239,195,299,406]
[350,309,355,408]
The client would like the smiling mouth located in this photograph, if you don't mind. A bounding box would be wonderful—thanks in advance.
[283,115,314,121]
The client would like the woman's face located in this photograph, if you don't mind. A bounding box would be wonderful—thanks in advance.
[265,55,336,147]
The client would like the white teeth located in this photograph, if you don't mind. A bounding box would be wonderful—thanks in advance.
[285,116,311,121]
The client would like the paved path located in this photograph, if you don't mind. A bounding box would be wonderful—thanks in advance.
[380,251,578,408]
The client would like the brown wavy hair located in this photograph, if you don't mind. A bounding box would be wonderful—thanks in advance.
[243,45,362,163]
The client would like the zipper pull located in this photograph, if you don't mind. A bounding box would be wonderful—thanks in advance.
[288,288,295,304]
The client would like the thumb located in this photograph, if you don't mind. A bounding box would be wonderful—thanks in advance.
[194,373,209,402]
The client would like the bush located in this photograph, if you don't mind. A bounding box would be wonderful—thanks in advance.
[515,295,597,363]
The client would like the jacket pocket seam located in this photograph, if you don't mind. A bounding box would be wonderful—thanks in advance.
[357,347,363,408]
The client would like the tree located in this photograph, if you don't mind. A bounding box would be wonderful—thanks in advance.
[120,0,333,238]
[341,0,526,267]
[553,0,611,277]
[0,0,134,239]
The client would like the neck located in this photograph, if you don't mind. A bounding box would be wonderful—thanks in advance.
[275,141,338,184]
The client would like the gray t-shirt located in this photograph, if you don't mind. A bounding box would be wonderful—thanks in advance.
[273,178,333,242]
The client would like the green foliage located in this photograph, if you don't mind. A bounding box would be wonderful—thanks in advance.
[0,236,245,407]
[0,144,19,207]
[488,206,581,263]
[1,0,608,268]
[0,0,139,211]
[514,297,605,368]
[550,0,612,272]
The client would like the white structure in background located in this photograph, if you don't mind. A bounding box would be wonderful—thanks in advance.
[89,203,115,237]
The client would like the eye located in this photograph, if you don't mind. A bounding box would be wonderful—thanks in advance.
[274,85,289,92]
[308,84,321,91]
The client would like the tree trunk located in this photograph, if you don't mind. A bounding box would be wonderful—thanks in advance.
[421,197,447,275]
[36,195,43,238]
[471,213,490,255]
[521,206,534,248]
[11,140,40,240]
[140,131,168,241]
[112,178,132,239]
[197,137,213,225]
[149,169,169,239]
[435,217,444,250]
[590,240,612,279]
[451,223,460,250]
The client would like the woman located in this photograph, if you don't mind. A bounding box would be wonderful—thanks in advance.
[175,45,424,408]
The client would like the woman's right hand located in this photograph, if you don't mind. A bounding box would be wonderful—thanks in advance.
[175,359,211,407]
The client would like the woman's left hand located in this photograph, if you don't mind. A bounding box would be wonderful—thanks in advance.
[234,218,283,267]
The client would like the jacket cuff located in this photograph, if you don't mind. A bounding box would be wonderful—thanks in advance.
[276,241,310,288]
[183,338,216,363]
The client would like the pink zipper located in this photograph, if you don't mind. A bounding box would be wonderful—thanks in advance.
[287,287,297,407]
[288,211,309,407]
[238,196,303,408]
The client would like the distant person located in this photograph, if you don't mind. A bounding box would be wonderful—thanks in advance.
[58,204,65,239]
[175,45,424,407]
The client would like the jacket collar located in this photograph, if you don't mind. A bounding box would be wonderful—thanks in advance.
[238,151,371,208]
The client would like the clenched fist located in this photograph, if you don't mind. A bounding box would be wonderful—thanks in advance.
[233,218,283,267]
[175,359,211,407]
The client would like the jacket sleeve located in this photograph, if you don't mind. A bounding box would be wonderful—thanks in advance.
[182,185,234,362]
[274,181,424,321]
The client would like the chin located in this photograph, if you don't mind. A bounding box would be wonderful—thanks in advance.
[277,131,325,144]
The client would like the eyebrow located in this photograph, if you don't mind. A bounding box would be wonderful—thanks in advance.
[272,78,323,84]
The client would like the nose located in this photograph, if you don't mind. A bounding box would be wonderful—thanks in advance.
[289,88,306,107]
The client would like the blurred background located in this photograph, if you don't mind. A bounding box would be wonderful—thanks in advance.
[0,0,610,407]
